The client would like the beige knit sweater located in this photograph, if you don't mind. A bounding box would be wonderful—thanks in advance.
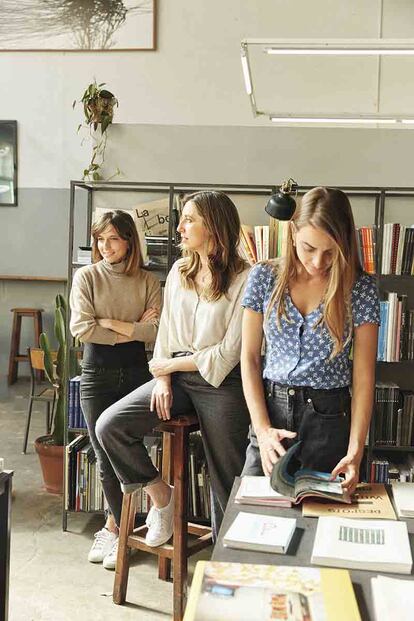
[70,259,161,346]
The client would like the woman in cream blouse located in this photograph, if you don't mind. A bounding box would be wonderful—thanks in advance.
[95,191,251,542]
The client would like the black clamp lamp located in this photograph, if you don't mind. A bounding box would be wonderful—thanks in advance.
[265,178,298,221]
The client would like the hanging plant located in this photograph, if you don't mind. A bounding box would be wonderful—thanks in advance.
[73,79,120,181]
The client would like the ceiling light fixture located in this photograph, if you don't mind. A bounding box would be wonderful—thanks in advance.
[241,39,414,125]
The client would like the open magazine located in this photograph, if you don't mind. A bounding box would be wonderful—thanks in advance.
[270,442,351,504]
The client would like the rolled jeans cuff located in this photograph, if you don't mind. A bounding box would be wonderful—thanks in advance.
[121,473,162,494]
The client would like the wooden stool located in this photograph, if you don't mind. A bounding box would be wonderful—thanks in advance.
[113,415,213,621]
[8,308,43,385]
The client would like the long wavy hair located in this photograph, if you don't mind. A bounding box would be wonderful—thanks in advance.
[91,210,143,275]
[266,187,362,357]
[178,191,247,300]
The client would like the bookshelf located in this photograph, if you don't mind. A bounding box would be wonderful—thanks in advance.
[63,181,414,528]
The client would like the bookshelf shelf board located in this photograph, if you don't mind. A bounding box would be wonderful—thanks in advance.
[373,445,414,452]
[377,360,414,364]
[378,274,414,281]
[67,427,88,434]
[66,509,105,515]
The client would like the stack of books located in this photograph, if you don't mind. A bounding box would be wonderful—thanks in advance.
[377,293,414,362]
[64,435,104,512]
[68,376,87,429]
[381,223,414,275]
[356,226,376,274]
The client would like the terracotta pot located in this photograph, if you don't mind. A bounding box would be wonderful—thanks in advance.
[34,435,64,494]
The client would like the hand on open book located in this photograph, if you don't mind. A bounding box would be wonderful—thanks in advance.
[256,427,297,477]
[330,454,360,495]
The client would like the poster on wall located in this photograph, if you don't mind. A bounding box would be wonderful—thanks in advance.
[0,121,17,206]
[0,0,156,51]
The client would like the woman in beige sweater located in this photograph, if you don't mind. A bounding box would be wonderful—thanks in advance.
[70,210,161,570]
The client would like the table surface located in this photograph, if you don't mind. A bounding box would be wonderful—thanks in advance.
[212,477,414,621]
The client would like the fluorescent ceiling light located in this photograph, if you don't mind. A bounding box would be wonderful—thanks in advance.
[265,48,414,55]
[241,38,414,126]
[270,116,398,124]
[241,51,252,95]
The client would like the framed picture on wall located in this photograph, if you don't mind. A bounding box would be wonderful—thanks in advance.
[0,121,17,207]
[0,0,157,51]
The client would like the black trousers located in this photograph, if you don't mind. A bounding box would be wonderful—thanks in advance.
[242,380,351,476]
[96,366,250,536]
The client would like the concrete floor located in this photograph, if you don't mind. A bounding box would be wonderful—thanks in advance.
[0,377,211,621]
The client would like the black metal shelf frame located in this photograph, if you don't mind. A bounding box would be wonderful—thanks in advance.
[64,180,414,525]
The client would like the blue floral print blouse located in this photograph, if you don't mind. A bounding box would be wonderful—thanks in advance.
[242,262,380,389]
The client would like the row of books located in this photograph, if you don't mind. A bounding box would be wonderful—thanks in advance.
[66,431,212,521]
[374,382,414,446]
[377,293,414,361]
[369,457,414,484]
[381,223,414,275]
[239,220,288,264]
[356,226,376,274]
[68,376,87,429]
[64,435,104,512]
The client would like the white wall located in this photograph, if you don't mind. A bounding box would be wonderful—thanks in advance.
[1,0,414,188]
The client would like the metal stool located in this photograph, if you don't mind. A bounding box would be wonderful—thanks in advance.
[8,308,43,385]
[113,414,213,621]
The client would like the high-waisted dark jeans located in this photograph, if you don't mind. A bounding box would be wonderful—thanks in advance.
[80,363,151,524]
[95,366,250,537]
[242,380,352,476]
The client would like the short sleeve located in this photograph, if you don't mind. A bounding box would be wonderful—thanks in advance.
[352,273,380,327]
[242,262,275,314]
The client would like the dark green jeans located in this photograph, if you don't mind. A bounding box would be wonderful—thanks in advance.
[80,363,151,524]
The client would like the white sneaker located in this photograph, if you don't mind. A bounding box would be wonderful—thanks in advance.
[145,488,174,547]
[88,528,117,563]
[103,537,119,570]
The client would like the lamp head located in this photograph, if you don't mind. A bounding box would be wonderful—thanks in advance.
[265,178,298,220]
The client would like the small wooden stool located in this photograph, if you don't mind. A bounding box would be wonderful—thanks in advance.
[113,415,213,621]
[8,308,43,385]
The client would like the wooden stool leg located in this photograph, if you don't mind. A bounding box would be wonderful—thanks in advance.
[158,431,172,581]
[34,312,43,382]
[173,427,189,621]
[113,492,136,605]
[8,313,21,385]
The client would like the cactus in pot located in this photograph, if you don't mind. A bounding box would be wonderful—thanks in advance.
[39,293,68,446]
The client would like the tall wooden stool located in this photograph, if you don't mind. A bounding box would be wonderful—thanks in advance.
[8,308,43,385]
[113,415,213,621]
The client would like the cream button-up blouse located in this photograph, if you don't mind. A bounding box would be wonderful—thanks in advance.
[152,259,250,388]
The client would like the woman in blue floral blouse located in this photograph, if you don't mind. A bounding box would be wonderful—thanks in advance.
[241,187,380,495]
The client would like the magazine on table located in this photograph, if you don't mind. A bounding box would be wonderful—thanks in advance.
[235,476,292,507]
[223,512,296,554]
[311,516,413,574]
[270,442,351,504]
[371,575,414,621]
[391,482,414,518]
[302,483,396,520]
[183,561,361,621]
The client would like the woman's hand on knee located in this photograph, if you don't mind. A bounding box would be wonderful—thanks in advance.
[256,427,297,477]
[330,455,360,495]
[150,377,173,420]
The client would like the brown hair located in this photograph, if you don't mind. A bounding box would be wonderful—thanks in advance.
[91,210,142,275]
[178,191,247,300]
[266,187,362,357]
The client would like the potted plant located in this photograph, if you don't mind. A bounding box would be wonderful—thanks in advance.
[73,79,120,181]
[34,294,71,494]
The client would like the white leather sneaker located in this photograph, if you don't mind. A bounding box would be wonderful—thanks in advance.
[88,528,117,563]
[145,488,174,547]
[103,537,119,570]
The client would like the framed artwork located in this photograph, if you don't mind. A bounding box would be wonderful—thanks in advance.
[0,121,17,207]
[0,0,156,51]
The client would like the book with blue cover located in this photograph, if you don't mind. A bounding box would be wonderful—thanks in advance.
[270,442,351,504]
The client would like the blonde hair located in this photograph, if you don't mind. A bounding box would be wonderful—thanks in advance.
[178,191,247,301]
[265,187,362,358]
[91,210,143,275]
